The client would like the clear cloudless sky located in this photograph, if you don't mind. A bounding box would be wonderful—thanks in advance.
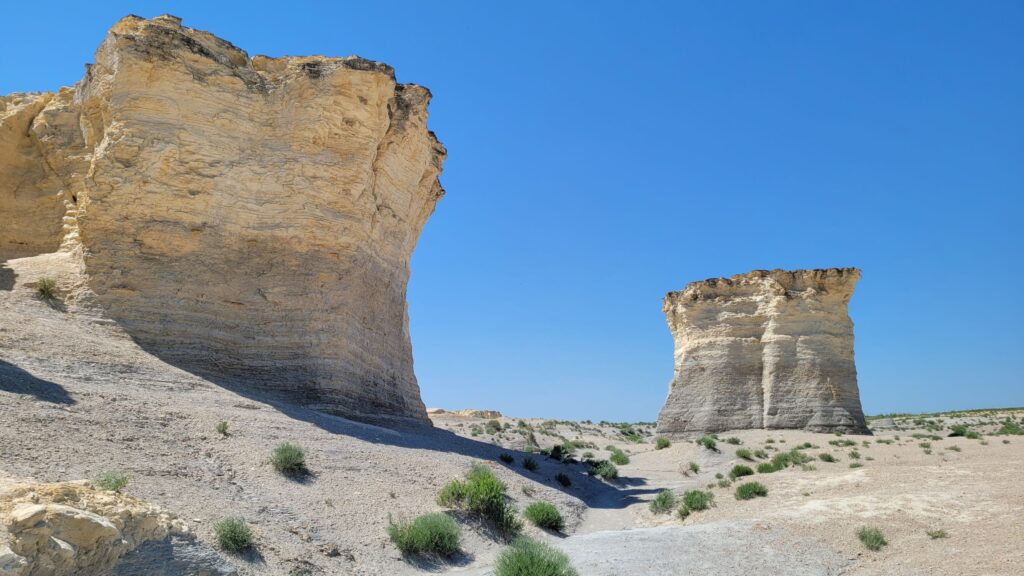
[3,1,1021,421]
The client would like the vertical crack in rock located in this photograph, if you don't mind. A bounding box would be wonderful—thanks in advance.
[657,268,870,435]
[0,15,446,424]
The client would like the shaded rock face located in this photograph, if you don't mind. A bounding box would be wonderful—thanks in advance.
[0,15,445,422]
[657,268,869,435]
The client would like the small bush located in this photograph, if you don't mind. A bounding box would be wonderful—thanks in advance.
[677,505,690,519]
[682,490,714,511]
[36,277,57,299]
[730,464,754,479]
[436,465,522,538]
[500,453,515,464]
[848,450,861,460]
[555,473,572,487]
[918,442,932,449]
[735,482,768,500]
[946,445,961,452]
[829,439,856,447]
[214,517,253,553]
[524,502,565,531]
[590,460,618,480]
[736,448,754,461]
[437,480,466,507]
[688,461,700,474]
[717,479,732,488]
[609,449,630,466]
[388,513,461,556]
[523,457,539,471]
[495,538,577,576]
[948,424,970,437]
[271,442,306,475]
[818,453,837,463]
[927,529,948,539]
[649,490,677,514]
[849,462,863,469]
[756,462,777,473]
[655,437,671,450]
[753,449,769,459]
[486,420,502,435]
[94,470,130,492]
[857,527,887,551]
[216,421,229,436]
[725,437,742,445]
[995,420,1024,435]
[697,436,717,451]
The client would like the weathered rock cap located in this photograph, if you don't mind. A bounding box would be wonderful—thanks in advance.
[667,267,861,303]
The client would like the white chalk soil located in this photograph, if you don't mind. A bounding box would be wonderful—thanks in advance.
[2,251,1023,575]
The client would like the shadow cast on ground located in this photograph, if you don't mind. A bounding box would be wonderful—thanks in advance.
[0,360,76,405]
[0,263,14,291]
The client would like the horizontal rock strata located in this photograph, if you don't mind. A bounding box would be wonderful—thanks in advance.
[0,15,446,422]
[657,268,869,435]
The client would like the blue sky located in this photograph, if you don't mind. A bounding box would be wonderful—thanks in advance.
[3,1,1021,421]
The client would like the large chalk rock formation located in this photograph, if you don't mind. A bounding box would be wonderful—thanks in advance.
[657,268,869,435]
[0,15,445,422]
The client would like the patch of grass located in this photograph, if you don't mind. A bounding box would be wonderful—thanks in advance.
[608,448,630,466]
[216,421,229,436]
[523,457,539,471]
[649,490,677,514]
[736,448,754,461]
[717,478,732,488]
[687,461,700,474]
[918,442,932,449]
[555,473,571,487]
[753,449,769,459]
[849,462,863,469]
[927,529,948,539]
[524,502,565,531]
[214,517,254,553]
[697,436,717,451]
[36,277,58,299]
[589,460,618,480]
[388,513,461,557]
[818,453,837,463]
[829,439,856,447]
[495,538,578,576]
[676,505,690,519]
[735,482,768,500]
[995,420,1024,435]
[486,420,503,435]
[729,464,754,479]
[946,445,961,452]
[857,527,887,551]
[499,453,515,464]
[655,437,671,450]
[436,465,522,538]
[848,450,861,460]
[271,442,307,475]
[93,470,130,492]
[724,437,742,445]
[682,490,714,511]
[756,462,778,473]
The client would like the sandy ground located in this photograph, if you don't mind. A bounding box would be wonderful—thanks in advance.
[2,251,1023,575]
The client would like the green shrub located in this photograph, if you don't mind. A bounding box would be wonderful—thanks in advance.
[848,450,861,460]
[725,437,742,445]
[36,277,57,300]
[524,502,564,531]
[523,457,539,471]
[676,505,690,519]
[818,453,837,463]
[649,490,677,514]
[655,437,671,450]
[829,439,856,447]
[388,513,461,556]
[494,538,577,576]
[486,420,503,434]
[735,482,768,500]
[688,461,700,474]
[927,529,948,539]
[697,436,717,451]
[717,479,732,488]
[271,442,306,475]
[682,490,714,511]
[753,449,769,459]
[736,448,754,461]
[729,464,754,479]
[216,421,229,436]
[948,424,970,437]
[590,460,618,480]
[555,473,571,487]
[995,420,1024,435]
[436,465,522,538]
[857,527,887,551]
[94,470,130,492]
[849,462,863,469]
[500,453,515,464]
[214,517,253,553]
[756,462,777,473]
[608,449,630,466]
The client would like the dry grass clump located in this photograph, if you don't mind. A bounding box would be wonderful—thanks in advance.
[857,526,887,551]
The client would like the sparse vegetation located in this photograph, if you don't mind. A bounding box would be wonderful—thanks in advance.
[494,538,578,576]
[725,437,742,445]
[608,448,630,466]
[717,478,732,488]
[849,462,863,468]
[215,517,254,553]
[436,465,522,538]
[655,437,671,450]
[927,529,948,539]
[523,457,539,471]
[736,448,754,461]
[500,453,514,464]
[730,464,754,479]
[735,482,768,500]
[271,442,307,475]
[697,435,717,451]
[688,461,700,474]
[649,490,677,514]
[756,462,776,473]
[682,490,714,511]
[388,513,461,557]
[589,460,618,480]
[216,421,229,436]
[524,502,565,531]
[753,449,769,459]
[857,527,887,551]
[555,473,572,487]
[818,453,837,463]
[93,470,130,492]
[676,505,690,519]
[36,277,57,300]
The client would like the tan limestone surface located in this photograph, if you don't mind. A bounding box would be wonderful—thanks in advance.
[0,15,446,422]
[658,268,869,435]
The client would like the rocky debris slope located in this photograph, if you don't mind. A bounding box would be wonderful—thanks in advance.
[0,14,446,423]
[0,480,229,576]
[657,268,869,435]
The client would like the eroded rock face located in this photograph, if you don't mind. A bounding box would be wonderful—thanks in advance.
[657,268,869,435]
[0,15,446,422]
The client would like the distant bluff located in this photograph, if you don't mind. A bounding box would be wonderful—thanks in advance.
[657,268,870,435]
[0,15,446,423]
